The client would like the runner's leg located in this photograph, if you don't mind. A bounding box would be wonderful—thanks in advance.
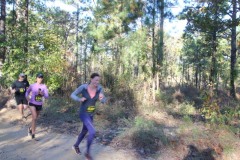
[15,97,24,117]
[25,104,32,118]
[22,98,29,117]
[84,116,95,154]
[18,103,24,118]
[23,104,28,109]
[74,123,88,147]
[36,110,40,118]
[29,106,37,135]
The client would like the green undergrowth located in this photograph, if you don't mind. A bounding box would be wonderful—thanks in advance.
[113,116,168,154]
[37,84,239,158]
[44,97,77,116]
[38,96,79,128]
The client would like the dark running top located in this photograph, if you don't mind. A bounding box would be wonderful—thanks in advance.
[11,80,30,97]
[70,84,106,115]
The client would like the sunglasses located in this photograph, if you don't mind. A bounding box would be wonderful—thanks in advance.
[37,76,43,79]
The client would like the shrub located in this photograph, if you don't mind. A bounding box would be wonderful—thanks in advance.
[101,104,129,123]
[131,116,168,153]
[178,103,196,115]
[156,91,173,104]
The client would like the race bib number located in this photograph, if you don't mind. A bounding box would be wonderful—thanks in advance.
[35,95,42,102]
[87,106,96,113]
[19,88,25,93]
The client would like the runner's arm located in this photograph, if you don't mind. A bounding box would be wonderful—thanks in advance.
[99,86,107,104]
[11,82,17,93]
[70,84,85,102]
[25,85,32,99]
[26,81,30,88]
[43,85,49,99]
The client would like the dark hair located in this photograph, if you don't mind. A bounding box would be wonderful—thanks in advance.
[24,75,28,81]
[90,73,100,79]
[36,73,44,78]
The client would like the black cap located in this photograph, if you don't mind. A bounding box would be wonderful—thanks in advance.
[36,73,44,78]
[19,73,25,77]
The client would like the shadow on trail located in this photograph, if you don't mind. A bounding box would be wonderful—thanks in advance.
[0,88,15,111]
[0,96,9,110]
[183,145,215,160]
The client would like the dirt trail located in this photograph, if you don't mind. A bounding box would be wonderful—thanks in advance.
[1,94,239,160]
[0,107,149,160]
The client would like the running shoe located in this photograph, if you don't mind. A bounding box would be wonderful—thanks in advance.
[85,153,93,160]
[72,146,81,155]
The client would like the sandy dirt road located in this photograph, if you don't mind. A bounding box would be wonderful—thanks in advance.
[0,107,147,160]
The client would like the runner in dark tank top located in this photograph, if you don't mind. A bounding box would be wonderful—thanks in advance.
[71,73,106,160]
[11,73,30,119]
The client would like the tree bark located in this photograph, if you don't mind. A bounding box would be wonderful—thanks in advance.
[0,0,6,64]
[152,0,156,101]
[209,31,217,96]
[23,0,29,54]
[76,6,80,74]
[230,0,237,98]
[84,38,88,82]
[152,0,156,78]
[209,2,218,96]
[157,0,164,66]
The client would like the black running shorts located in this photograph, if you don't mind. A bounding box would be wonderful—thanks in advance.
[29,103,42,111]
[15,96,28,105]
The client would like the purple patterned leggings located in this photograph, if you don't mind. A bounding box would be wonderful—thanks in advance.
[74,114,95,154]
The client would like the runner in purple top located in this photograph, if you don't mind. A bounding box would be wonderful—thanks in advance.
[25,73,49,139]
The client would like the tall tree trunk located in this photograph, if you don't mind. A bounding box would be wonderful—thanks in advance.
[195,67,198,88]
[152,0,156,78]
[23,0,29,55]
[181,61,185,85]
[152,0,156,101]
[156,0,164,92]
[115,44,120,75]
[230,0,237,98]
[209,2,218,96]
[195,47,200,88]
[157,0,164,66]
[75,6,80,75]
[209,31,217,96]
[84,38,88,82]
[0,0,6,64]
[9,0,16,60]
[199,72,202,89]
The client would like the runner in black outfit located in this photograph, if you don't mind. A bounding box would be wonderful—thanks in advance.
[11,73,30,119]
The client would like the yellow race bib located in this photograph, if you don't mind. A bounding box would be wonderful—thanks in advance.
[35,95,42,102]
[19,88,25,93]
[87,106,96,113]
